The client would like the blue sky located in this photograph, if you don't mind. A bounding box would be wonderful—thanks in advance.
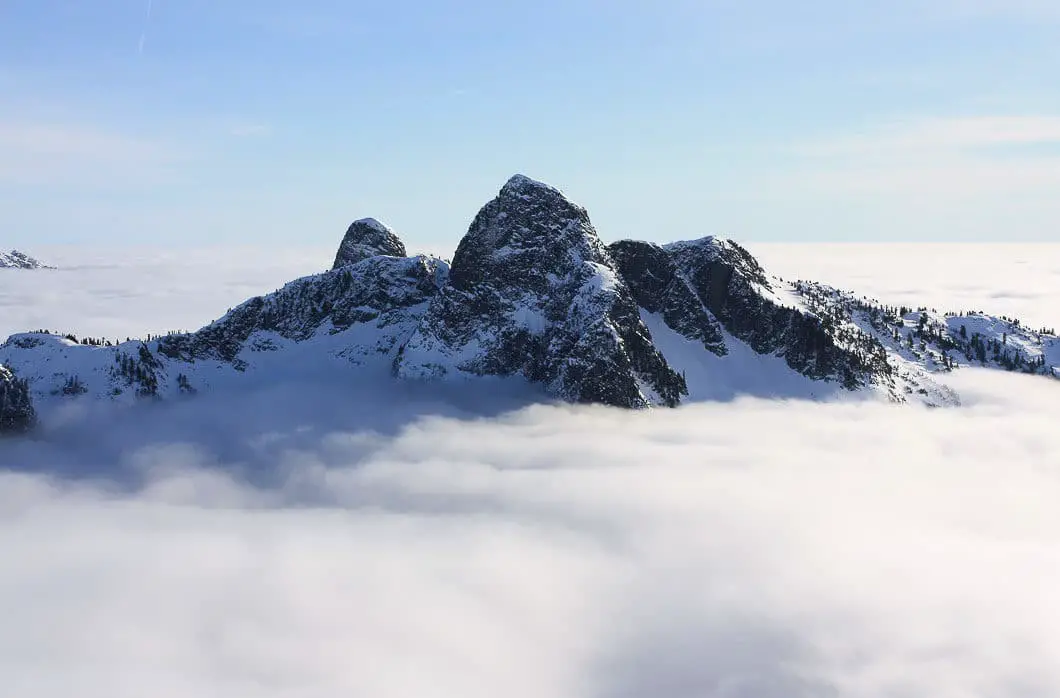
[2,0,1059,251]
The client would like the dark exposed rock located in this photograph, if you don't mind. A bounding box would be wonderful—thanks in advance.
[396,175,687,407]
[664,237,886,388]
[607,240,727,356]
[331,218,407,269]
[0,366,36,434]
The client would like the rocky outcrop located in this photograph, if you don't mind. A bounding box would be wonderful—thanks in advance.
[662,237,889,388]
[158,254,449,364]
[0,365,36,434]
[395,175,687,407]
[332,219,407,269]
[607,240,727,356]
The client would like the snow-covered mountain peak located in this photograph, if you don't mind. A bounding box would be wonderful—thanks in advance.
[352,217,390,232]
[449,173,609,292]
[0,250,52,270]
[394,175,686,407]
[331,218,407,270]
[498,173,566,199]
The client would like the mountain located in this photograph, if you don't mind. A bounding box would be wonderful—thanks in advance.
[1,174,1057,433]
[394,175,686,408]
[0,250,52,270]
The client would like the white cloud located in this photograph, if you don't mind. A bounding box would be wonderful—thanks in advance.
[1,367,1060,697]
[748,242,1060,332]
[1,245,1059,696]
[0,245,331,340]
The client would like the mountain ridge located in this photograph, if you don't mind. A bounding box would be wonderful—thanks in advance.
[1,174,1056,432]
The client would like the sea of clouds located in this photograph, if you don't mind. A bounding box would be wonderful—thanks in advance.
[1,244,1058,697]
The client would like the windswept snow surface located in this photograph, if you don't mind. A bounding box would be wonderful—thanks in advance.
[1,244,1060,697]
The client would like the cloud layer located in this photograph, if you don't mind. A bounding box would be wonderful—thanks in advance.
[1,368,1059,697]
[0,245,330,340]
[1,245,1059,697]
[748,242,1060,332]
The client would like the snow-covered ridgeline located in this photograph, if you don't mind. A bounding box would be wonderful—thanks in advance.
[1,174,1057,432]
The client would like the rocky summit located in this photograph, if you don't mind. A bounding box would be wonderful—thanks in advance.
[331,218,407,269]
[0,173,1057,432]
[394,175,686,407]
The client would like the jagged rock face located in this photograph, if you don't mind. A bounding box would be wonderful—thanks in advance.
[0,365,36,433]
[396,175,687,407]
[664,237,883,388]
[607,240,727,356]
[4,174,1055,424]
[446,175,611,292]
[332,218,407,270]
[159,255,449,364]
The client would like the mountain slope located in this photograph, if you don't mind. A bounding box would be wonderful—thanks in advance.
[0,253,449,410]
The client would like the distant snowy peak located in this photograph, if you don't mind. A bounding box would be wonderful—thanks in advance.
[331,218,407,269]
[0,250,52,270]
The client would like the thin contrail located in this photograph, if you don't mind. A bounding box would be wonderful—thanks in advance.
[139,0,153,55]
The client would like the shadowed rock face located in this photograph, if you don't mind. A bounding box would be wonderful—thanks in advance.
[607,240,727,357]
[331,218,407,269]
[446,175,612,293]
[0,366,36,434]
[662,237,884,388]
[395,175,687,408]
